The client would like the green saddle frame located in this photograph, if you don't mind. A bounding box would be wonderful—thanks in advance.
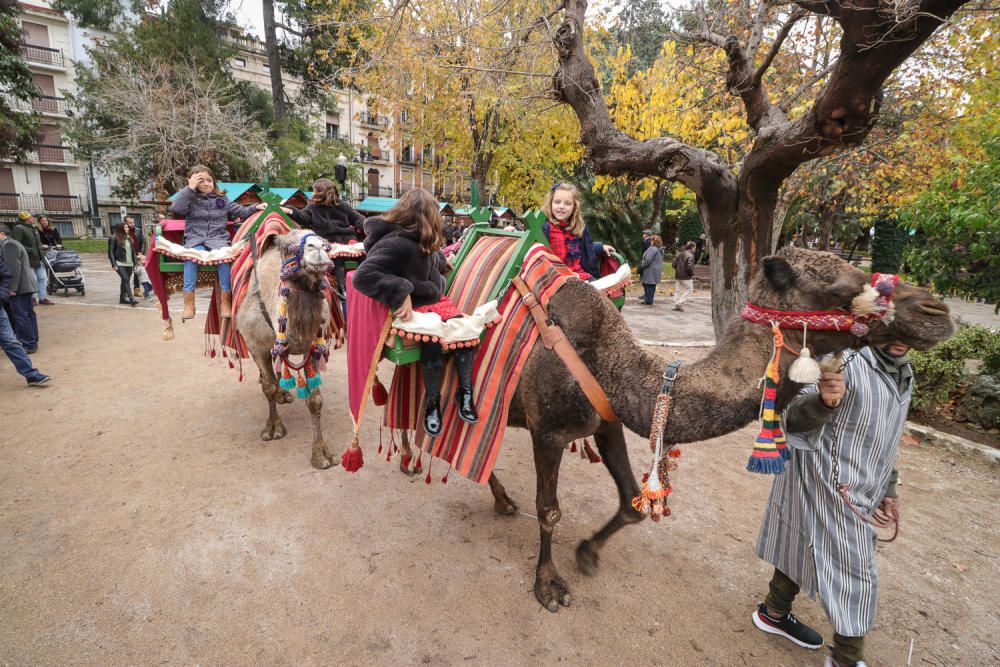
[381,208,626,366]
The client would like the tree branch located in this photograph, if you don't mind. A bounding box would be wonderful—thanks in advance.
[752,9,807,86]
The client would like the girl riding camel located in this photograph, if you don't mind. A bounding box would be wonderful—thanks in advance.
[352,189,478,436]
[169,165,265,320]
[541,183,615,281]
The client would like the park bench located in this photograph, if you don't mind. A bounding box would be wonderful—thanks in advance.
[692,264,712,289]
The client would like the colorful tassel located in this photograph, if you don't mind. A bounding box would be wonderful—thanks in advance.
[341,436,364,472]
[632,393,677,519]
[372,378,389,406]
[747,325,786,475]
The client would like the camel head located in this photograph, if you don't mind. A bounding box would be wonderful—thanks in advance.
[749,247,954,353]
[275,230,332,289]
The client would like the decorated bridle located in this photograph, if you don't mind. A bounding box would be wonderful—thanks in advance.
[739,272,900,474]
[272,232,333,400]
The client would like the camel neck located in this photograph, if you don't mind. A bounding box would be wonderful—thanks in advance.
[614,319,777,445]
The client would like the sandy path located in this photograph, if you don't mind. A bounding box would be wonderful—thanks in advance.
[1,259,997,665]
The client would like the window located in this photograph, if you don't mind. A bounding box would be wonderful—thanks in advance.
[262,63,270,72]
[233,57,246,68]
[325,123,340,140]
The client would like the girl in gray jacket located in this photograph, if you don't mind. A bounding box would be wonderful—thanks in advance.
[169,165,263,320]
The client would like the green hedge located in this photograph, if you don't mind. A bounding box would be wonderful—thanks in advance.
[910,324,1000,411]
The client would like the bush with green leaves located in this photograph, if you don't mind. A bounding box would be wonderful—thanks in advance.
[909,324,1000,411]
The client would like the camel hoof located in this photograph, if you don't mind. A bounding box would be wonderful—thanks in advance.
[260,421,286,441]
[576,540,600,576]
[534,574,571,612]
[494,495,518,516]
[276,390,293,404]
[311,444,339,470]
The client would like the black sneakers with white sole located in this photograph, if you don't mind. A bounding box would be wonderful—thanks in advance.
[752,603,824,649]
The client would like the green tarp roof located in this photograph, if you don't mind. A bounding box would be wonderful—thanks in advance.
[269,188,307,203]
[356,196,398,213]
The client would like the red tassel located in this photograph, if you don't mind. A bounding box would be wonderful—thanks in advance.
[341,437,364,472]
[415,452,423,472]
[570,441,578,453]
[425,471,432,484]
[401,454,411,469]
[583,440,602,464]
[228,360,234,369]
[372,378,389,406]
[668,446,682,458]
[441,473,448,484]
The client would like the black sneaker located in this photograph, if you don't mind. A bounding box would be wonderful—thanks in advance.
[752,603,823,649]
[27,375,51,387]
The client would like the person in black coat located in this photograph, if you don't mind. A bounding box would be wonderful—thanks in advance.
[108,223,138,306]
[284,178,364,313]
[352,189,479,436]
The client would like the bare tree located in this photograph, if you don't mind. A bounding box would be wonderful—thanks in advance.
[552,0,974,334]
[70,59,268,198]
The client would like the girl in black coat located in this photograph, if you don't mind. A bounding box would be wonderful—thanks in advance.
[108,223,138,306]
[352,188,478,436]
[284,178,364,314]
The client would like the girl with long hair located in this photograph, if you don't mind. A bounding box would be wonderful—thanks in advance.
[108,223,138,307]
[540,183,615,281]
[352,188,478,436]
[284,178,364,313]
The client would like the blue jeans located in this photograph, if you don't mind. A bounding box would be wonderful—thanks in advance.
[183,245,230,292]
[642,283,656,304]
[0,303,42,381]
[8,293,38,348]
[33,264,47,300]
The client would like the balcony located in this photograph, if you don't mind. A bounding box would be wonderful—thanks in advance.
[0,192,84,213]
[21,44,65,68]
[30,144,76,165]
[34,95,71,116]
[323,131,351,143]
[358,111,389,128]
[361,186,394,199]
[359,149,392,165]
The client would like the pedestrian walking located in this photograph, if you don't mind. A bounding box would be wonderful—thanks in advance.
[0,224,40,352]
[671,241,696,311]
[0,253,49,386]
[108,223,138,307]
[12,211,52,305]
[637,234,664,305]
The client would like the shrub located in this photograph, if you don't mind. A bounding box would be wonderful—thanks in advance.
[910,324,1000,411]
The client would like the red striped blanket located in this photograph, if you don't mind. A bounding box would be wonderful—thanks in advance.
[384,243,574,484]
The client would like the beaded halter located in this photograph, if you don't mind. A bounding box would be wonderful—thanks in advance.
[271,232,333,400]
[739,273,900,474]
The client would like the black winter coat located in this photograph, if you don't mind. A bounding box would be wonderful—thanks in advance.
[352,217,445,309]
[107,235,137,267]
[288,201,364,243]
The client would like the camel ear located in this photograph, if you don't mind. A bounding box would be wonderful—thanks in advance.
[763,256,796,291]
[271,233,294,257]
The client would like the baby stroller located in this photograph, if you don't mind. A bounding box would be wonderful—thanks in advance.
[43,247,85,297]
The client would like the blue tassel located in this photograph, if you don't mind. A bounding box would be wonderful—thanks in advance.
[279,377,295,390]
[307,374,322,390]
[296,386,310,399]
[746,455,785,475]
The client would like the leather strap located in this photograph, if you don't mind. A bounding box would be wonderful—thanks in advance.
[512,276,620,423]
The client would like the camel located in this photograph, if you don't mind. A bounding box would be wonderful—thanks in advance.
[398,247,954,611]
[235,229,339,469]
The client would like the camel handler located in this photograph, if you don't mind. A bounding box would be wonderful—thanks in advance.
[751,342,911,667]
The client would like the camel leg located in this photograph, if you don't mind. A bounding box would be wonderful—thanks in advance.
[255,352,287,442]
[306,390,337,470]
[532,432,570,612]
[488,473,517,516]
[398,430,418,476]
[576,422,645,576]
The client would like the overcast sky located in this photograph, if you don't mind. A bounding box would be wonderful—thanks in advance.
[227,0,265,38]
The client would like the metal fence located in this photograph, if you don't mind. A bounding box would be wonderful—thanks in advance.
[0,192,84,213]
[21,44,65,67]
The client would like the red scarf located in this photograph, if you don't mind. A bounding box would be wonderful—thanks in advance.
[548,221,590,280]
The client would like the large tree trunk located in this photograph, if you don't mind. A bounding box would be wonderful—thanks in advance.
[552,0,970,337]
[262,0,287,127]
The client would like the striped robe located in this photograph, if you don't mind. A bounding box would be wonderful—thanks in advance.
[756,347,912,636]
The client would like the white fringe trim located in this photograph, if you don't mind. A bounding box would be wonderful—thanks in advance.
[391,300,500,345]
[154,236,247,264]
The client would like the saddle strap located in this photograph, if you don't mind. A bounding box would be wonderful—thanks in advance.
[512,276,620,423]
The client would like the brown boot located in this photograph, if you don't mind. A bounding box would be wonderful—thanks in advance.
[182,291,196,321]
[219,290,232,318]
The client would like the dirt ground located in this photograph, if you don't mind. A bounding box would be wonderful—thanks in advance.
[1,258,998,665]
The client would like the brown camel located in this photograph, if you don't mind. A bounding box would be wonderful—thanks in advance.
[399,247,954,611]
[235,229,339,469]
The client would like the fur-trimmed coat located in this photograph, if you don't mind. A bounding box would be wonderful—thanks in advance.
[352,216,445,309]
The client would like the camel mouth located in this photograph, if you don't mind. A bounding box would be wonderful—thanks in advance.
[867,301,955,351]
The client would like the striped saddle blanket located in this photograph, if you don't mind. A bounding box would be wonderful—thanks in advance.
[383,242,574,484]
